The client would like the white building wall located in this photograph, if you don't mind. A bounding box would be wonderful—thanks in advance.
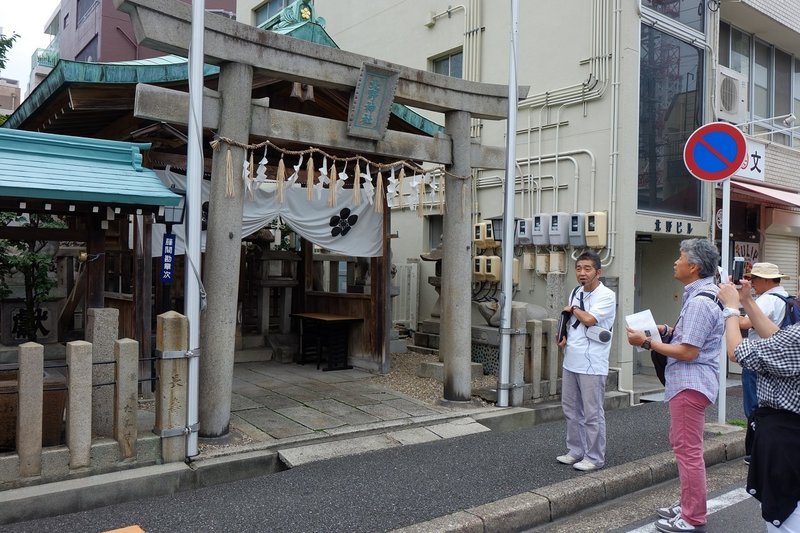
[234,0,800,384]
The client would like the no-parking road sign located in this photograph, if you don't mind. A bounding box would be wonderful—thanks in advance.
[683,122,747,182]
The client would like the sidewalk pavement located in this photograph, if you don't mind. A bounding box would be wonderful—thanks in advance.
[0,354,747,531]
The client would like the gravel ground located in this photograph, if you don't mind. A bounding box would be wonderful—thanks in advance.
[367,350,496,406]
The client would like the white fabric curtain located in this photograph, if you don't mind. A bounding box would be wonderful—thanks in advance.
[152,168,384,257]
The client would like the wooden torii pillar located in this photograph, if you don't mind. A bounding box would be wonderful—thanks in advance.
[115,0,525,437]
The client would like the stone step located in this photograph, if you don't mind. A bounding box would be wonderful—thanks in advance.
[417,361,484,382]
[234,347,273,363]
[406,344,439,356]
[240,334,265,350]
[420,320,441,335]
[412,331,439,350]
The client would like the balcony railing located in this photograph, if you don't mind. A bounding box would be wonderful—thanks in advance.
[31,48,59,70]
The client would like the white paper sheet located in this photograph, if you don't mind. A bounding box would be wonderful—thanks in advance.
[625,309,660,352]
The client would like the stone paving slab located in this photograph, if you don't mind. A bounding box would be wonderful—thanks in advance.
[231,382,272,398]
[230,393,263,411]
[386,427,441,446]
[304,399,382,425]
[278,434,397,468]
[236,408,313,439]
[358,403,414,420]
[268,385,331,402]
[229,413,275,444]
[329,391,384,407]
[275,406,347,430]
[383,398,442,417]
[425,419,492,439]
[250,394,304,411]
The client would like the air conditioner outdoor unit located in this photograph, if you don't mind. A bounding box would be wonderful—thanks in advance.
[716,66,748,124]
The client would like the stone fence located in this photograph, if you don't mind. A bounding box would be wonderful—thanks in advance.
[0,311,190,490]
[472,316,562,406]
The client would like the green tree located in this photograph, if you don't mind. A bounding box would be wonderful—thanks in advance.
[0,31,19,72]
[0,213,64,342]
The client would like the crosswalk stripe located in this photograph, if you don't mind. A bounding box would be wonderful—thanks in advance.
[625,488,751,532]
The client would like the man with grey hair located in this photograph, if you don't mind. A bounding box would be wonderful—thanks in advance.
[626,238,724,533]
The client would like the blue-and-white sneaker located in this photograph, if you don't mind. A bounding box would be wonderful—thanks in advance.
[656,501,681,520]
[655,516,707,532]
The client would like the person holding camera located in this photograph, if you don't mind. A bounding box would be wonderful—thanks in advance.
[626,238,724,533]
[555,251,616,472]
[733,262,788,465]
[718,278,800,532]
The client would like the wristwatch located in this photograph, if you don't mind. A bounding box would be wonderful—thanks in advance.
[722,307,740,319]
[641,338,652,350]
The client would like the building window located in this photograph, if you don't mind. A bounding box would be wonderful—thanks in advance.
[641,0,704,33]
[75,37,98,63]
[432,51,463,79]
[638,24,703,217]
[720,21,798,146]
[76,0,97,26]
[254,0,288,27]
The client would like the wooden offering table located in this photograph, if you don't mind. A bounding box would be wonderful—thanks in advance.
[291,313,363,371]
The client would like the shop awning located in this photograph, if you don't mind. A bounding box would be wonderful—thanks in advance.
[731,180,800,209]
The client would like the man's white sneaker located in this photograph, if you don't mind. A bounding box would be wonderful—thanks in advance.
[572,459,600,471]
[556,454,580,465]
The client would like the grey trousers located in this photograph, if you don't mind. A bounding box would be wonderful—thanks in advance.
[561,368,607,466]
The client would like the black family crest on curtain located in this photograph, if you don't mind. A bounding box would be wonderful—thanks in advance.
[330,208,358,237]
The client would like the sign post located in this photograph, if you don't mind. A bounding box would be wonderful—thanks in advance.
[684,121,747,425]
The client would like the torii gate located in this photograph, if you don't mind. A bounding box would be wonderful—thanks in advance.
[115,0,527,437]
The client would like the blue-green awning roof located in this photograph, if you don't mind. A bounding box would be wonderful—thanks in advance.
[0,128,181,207]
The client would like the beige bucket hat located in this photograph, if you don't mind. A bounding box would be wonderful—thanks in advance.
[746,262,789,279]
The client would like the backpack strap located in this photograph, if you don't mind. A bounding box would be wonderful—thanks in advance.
[569,285,580,306]
[696,291,724,310]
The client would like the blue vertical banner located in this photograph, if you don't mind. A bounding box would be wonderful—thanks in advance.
[161,233,176,284]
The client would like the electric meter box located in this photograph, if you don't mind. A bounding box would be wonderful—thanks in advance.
[549,251,567,273]
[585,211,608,248]
[473,223,489,249]
[549,212,570,246]
[522,252,536,270]
[473,256,486,281]
[569,213,586,247]
[515,218,534,245]
[484,256,502,282]
[483,220,496,248]
[535,252,550,274]
[531,213,550,246]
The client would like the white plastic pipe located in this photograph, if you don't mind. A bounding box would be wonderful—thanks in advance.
[185,0,205,458]
[497,0,519,407]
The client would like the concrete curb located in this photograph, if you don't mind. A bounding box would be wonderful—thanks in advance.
[0,451,284,525]
[391,429,746,532]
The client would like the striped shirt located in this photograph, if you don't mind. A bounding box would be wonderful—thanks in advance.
[664,277,724,403]
[735,324,800,415]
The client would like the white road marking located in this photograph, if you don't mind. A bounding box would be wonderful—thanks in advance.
[625,487,751,532]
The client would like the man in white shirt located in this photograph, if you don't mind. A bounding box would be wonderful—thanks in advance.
[556,251,616,472]
[735,262,788,463]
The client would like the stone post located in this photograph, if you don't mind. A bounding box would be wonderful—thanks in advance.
[547,319,561,397]
[441,110,473,402]
[17,342,43,477]
[66,340,93,469]
[199,61,254,437]
[86,307,119,437]
[509,303,527,406]
[156,311,188,462]
[115,338,139,460]
[526,320,543,401]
